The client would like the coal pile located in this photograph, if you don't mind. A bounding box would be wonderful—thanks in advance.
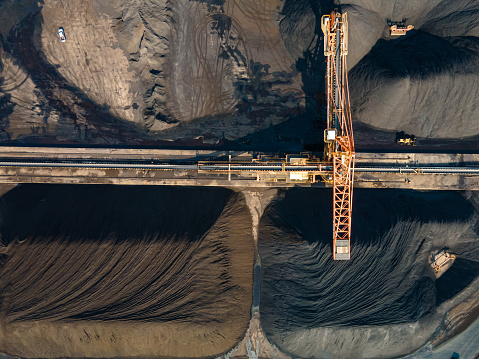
[258,188,479,358]
[349,33,479,139]
[0,185,253,358]
[338,0,479,142]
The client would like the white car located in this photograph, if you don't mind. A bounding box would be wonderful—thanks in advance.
[58,27,66,42]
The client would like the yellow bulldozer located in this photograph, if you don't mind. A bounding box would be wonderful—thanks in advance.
[396,131,416,145]
[388,20,414,36]
[430,249,456,273]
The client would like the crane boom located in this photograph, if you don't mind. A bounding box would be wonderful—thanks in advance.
[321,10,355,260]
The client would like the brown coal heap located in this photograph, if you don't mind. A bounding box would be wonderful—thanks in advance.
[0,185,254,358]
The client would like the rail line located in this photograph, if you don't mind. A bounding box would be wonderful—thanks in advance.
[0,160,478,175]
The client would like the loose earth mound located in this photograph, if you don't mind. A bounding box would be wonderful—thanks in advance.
[0,185,254,358]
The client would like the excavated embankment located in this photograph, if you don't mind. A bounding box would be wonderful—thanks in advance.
[2,0,479,147]
[258,189,479,358]
[0,0,306,145]
[0,185,254,358]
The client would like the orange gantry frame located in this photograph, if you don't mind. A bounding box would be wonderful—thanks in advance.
[321,10,355,260]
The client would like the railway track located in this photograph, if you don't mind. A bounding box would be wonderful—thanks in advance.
[0,159,478,175]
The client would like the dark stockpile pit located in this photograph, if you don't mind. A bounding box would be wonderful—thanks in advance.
[0,185,254,358]
[348,33,479,139]
[340,0,479,147]
[258,189,479,359]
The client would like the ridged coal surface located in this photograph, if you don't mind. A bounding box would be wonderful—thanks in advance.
[259,189,479,339]
[0,184,253,358]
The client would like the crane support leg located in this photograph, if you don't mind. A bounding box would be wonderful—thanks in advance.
[332,152,354,260]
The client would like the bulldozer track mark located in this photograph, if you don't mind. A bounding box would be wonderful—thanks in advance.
[191,9,251,120]
[0,54,30,93]
[225,0,292,73]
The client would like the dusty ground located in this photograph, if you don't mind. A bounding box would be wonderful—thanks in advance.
[39,1,141,124]
[225,189,287,359]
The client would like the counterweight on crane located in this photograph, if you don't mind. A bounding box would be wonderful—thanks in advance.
[321,10,355,260]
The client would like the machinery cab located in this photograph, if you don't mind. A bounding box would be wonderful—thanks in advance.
[430,249,456,273]
[396,131,416,145]
[388,20,414,36]
[324,129,336,142]
[334,240,350,260]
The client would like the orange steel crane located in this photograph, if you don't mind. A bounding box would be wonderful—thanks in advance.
[321,10,355,260]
